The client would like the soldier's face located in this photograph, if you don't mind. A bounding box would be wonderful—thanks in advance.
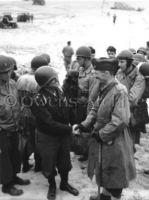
[76,56,85,67]
[0,71,11,83]
[94,70,107,83]
[118,59,127,72]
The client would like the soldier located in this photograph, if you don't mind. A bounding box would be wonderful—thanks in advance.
[73,58,136,200]
[31,66,79,200]
[7,56,19,82]
[17,55,48,172]
[116,50,145,147]
[73,46,96,160]
[62,41,74,72]
[0,55,30,196]
[137,47,147,58]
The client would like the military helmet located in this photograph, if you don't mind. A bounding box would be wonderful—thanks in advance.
[31,56,48,71]
[137,47,147,55]
[129,48,136,55]
[7,56,17,70]
[41,53,50,64]
[0,55,13,73]
[35,66,58,87]
[76,46,91,58]
[139,63,149,76]
[117,50,133,60]
[133,53,146,66]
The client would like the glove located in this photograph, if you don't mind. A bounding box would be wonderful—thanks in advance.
[92,130,102,143]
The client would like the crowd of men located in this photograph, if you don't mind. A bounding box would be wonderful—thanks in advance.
[0,42,149,200]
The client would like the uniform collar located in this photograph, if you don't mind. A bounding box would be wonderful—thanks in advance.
[79,64,93,77]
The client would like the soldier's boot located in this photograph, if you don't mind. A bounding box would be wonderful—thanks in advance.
[60,172,79,196]
[47,177,56,200]
[2,183,23,196]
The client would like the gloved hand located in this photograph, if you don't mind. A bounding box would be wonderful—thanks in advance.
[92,130,102,143]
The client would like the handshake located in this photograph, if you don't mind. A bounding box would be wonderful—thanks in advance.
[72,124,86,135]
[72,124,102,143]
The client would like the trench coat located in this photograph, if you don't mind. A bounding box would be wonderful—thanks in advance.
[82,80,136,188]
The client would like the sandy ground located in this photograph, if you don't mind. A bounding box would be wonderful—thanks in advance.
[0,0,149,199]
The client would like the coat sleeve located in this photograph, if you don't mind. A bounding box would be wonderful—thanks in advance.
[99,89,130,143]
[129,72,145,107]
[31,101,71,135]
[81,97,99,128]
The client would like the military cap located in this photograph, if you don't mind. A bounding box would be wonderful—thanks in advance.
[0,55,13,73]
[94,58,119,74]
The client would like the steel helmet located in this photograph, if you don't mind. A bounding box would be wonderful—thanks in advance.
[117,50,133,60]
[76,46,91,58]
[31,56,48,71]
[133,53,146,66]
[7,56,17,70]
[35,66,58,87]
[139,63,149,76]
[129,48,136,55]
[0,55,13,73]
[40,53,50,64]
[137,47,147,55]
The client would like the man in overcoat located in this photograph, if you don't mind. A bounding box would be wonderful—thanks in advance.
[73,58,136,200]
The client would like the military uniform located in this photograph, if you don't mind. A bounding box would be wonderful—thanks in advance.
[0,55,30,196]
[0,79,21,184]
[32,86,72,179]
[77,64,95,122]
[32,66,79,199]
[116,65,146,144]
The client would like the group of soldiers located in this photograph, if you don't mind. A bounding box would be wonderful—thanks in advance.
[0,43,149,200]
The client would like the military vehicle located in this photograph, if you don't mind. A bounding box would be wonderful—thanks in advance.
[17,13,30,22]
[32,0,45,5]
[0,14,18,29]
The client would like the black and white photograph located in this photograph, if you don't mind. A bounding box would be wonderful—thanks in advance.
[0,0,149,199]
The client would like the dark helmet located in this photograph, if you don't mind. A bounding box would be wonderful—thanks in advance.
[133,53,146,66]
[35,66,58,87]
[40,53,50,64]
[117,50,133,60]
[137,47,147,55]
[76,46,91,58]
[31,56,48,71]
[129,48,136,55]
[0,55,13,73]
[88,46,96,54]
[139,63,149,76]
[7,56,17,70]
